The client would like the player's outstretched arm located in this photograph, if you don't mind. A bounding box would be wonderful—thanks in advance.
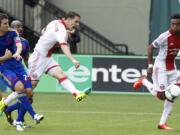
[61,45,80,68]
[13,42,22,61]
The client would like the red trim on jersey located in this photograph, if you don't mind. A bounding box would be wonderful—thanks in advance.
[166,98,174,103]
[24,77,31,85]
[31,80,39,81]
[165,35,176,70]
[164,28,180,70]
[11,77,19,90]
[46,42,59,57]
[15,41,21,44]
[24,53,29,58]
[45,65,60,74]
[59,77,67,83]
[59,20,67,28]
[151,44,155,49]
[60,42,67,46]
[169,29,174,35]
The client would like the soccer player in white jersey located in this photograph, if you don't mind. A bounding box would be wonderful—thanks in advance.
[28,11,91,102]
[133,14,180,130]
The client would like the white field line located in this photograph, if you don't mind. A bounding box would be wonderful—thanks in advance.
[38,110,180,116]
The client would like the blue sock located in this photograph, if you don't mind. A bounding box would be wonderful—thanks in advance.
[16,103,27,122]
[16,103,25,122]
[18,92,36,119]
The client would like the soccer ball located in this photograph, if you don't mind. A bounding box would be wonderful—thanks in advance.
[165,84,180,101]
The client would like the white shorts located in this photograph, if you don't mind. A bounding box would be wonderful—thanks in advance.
[28,51,60,80]
[152,66,180,92]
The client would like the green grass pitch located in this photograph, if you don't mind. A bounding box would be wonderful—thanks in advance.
[0,92,180,135]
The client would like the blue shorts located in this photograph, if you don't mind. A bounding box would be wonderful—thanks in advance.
[0,68,32,91]
[0,77,7,91]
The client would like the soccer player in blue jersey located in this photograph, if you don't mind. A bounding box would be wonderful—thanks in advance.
[4,20,34,127]
[0,13,43,131]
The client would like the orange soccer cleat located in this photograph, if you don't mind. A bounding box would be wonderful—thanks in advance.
[133,77,145,90]
[158,124,174,130]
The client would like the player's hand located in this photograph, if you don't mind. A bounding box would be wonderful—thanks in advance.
[13,53,22,61]
[4,49,12,59]
[147,68,153,79]
[72,59,80,69]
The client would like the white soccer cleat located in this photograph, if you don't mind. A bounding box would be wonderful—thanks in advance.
[13,120,24,131]
[34,114,44,124]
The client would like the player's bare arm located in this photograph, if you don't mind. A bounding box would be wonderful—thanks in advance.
[147,45,154,78]
[23,54,29,68]
[61,45,80,68]
[0,49,12,63]
[13,42,22,60]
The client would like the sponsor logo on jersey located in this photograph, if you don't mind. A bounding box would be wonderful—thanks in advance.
[170,42,174,45]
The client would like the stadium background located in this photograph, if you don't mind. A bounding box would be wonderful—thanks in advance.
[0,0,179,93]
[0,0,180,135]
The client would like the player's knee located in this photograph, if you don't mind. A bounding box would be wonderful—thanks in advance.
[31,81,38,90]
[26,88,34,98]
[157,91,166,100]
[53,68,66,79]
[32,84,37,90]
[14,82,24,93]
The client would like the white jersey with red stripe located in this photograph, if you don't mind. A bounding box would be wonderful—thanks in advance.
[151,29,180,70]
[34,19,68,57]
[151,29,180,91]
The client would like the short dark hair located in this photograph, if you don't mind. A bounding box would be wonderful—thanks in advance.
[64,11,80,19]
[171,14,180,20]
[0,13,8,25]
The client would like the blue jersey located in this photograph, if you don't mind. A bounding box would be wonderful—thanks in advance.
[20,37,30,57]
[0,29,31,90]
[0,28,21,57]
[1,35,30,71]
[0,29,22,70]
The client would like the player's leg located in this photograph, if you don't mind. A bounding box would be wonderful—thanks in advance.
[31,80,39,90]
[159,70,180,130]
[52,67,80,95]
[158,100,174,130]
[13,82,43,131]
[46,58,91,102]
[133,76,157,96]
[4,101,20,125]
[28,51,45,90]
[15,72,43,126]
[0,70,43,130]
[4,73,34,125]
[0,70,20,115]
[152,67,169,100]
[156,70,175,130]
